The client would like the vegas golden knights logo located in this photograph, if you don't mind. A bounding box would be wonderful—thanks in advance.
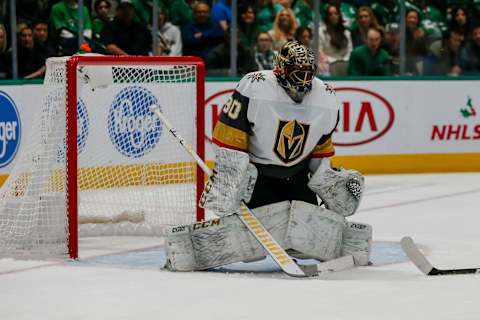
[273,120,310,164]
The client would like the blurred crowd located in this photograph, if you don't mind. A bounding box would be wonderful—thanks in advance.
[0,0,480,79]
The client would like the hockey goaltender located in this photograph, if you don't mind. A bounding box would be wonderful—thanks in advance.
[165,41,372,272]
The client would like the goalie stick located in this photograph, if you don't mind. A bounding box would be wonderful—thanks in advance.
[150,105,355,278]
[401,236,480,276]
[151,105,314,277]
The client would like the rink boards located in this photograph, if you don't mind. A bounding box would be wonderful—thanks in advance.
[0,79,479,189]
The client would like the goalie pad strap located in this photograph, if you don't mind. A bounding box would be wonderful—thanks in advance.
[285,201,346,261]
[342,221,372,266]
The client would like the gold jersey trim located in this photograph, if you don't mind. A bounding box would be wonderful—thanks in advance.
[311,137,335,158]
[212,121,249,151]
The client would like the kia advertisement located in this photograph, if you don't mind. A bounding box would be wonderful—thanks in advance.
[204,82,399,157]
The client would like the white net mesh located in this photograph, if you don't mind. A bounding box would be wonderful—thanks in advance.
[0,56,202,258]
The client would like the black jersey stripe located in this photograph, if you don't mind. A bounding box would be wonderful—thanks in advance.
[216,90,253,135]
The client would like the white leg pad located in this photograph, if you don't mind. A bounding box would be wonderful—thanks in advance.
[342,221,372,266]
[165,201,290,271]
[286,201,346,261]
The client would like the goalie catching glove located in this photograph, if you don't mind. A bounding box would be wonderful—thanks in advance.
[199,147,257,216]
[308,158,364,217]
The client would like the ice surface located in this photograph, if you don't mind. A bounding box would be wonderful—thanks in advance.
[1,173,480,320]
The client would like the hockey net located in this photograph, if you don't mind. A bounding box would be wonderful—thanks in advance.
[0,55,205,258]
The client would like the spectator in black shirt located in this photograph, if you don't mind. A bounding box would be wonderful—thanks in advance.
[101,0,151,55]
[32,21,57,57]
[206,30,257,76]
[0,23,10,79]
[17,0,51,25]
[93,0,112,42]
[459,24,480,74]
[405,9,428,75]
[424,29,463,76]
[17,25,48,79]
[294,26,313,48]
[449,6,470,40]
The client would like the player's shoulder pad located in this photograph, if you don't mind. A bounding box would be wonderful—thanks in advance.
[307,78,340,111]
[235,70,277,98]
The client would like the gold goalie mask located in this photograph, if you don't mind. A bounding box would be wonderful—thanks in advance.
[274,41,317,103]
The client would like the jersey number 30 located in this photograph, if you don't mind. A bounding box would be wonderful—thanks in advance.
[222,97,242,120]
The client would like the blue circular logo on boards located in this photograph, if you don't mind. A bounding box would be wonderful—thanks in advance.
[57,98,90,162]
[107,86,161,158]
[0,91,21,168]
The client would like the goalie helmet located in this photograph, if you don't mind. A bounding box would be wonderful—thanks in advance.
[274,40,317,103]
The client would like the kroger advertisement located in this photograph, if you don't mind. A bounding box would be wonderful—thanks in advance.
[0,80,479,179]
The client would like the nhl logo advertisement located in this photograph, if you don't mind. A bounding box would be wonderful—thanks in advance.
[204,79,480,173]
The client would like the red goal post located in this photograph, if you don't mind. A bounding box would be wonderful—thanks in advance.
[0,55,205,259]
[66,55,206,258]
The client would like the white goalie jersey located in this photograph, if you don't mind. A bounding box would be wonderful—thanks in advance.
[213,70,340,178]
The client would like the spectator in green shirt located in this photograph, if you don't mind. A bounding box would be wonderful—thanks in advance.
[49,0,93,55]
[131,0,167,26]
[371,0,420,27]
[169,0,193,27]
[348,27,392,75]
[411,0,446,40]
[257,0,284,33]
[293,0,313,28]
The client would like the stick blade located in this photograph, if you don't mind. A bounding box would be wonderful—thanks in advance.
[298,264,319,277]
[292,255,355,278]
[400,236,434,275]
[316,255,355,275]
[281,260,315,277]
